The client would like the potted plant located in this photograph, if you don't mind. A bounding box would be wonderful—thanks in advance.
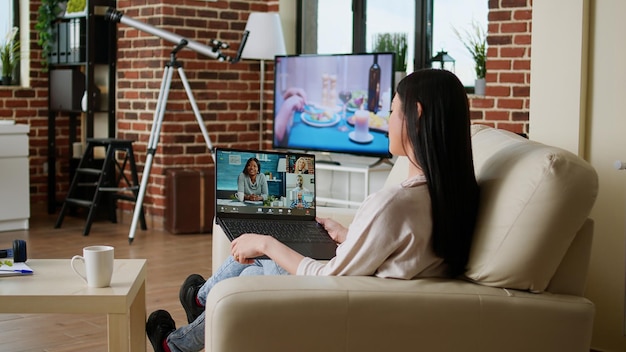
[372,32,408,84]
[1,27,20,85]
[35,0,67,70]
[453,20,487,95]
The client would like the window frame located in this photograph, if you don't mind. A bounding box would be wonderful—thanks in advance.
[1,0,22,86]
[296,0,433,71]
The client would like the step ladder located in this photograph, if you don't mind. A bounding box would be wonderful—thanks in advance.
[55,138,147,236]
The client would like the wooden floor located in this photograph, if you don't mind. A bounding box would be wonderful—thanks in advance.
[0,205,213,352]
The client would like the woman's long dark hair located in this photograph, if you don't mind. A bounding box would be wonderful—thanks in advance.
[396,69,479,278]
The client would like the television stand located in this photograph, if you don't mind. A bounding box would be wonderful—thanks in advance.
[315,160,393,207]
[316,159,341,166]
[369,158,394,168]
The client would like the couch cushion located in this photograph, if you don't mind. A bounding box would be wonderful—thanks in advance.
[465,125,598,292]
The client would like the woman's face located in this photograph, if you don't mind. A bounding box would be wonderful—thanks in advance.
[388,95,407,156]
[246,161,258,175]
[297,159,305,170]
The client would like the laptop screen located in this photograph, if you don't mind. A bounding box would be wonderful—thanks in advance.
[215,148,317,218]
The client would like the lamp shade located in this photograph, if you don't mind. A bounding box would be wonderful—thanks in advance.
[241,12,287,60]
[277,158,287,172]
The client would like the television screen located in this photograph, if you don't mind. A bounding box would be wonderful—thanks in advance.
[272,53,394,158]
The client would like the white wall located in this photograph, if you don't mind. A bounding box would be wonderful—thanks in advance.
[531,0,626,350]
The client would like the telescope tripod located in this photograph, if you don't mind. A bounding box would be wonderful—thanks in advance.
[128,44,217,243]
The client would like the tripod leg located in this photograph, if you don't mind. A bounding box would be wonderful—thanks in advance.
[128,65,176,243]
[177,67,216,163]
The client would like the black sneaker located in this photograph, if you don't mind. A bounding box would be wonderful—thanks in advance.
[179,274,206,323]
[146,310,176,352]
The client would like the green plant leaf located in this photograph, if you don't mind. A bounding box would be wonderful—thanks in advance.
[452,20,487,79]
[36,0,66,71]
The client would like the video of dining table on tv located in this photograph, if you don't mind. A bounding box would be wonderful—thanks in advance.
[215,149,316,215]
[272,52,395,158]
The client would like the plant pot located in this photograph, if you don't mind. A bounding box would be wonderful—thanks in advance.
[474,78,486,96]
[2,76,12,85]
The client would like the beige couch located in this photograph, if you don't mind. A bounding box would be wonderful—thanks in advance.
[207,125,598,352]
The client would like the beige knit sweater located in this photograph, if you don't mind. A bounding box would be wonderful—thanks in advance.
[297,174,446,279]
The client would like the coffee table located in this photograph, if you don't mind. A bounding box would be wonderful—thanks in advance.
[0,259,147,352]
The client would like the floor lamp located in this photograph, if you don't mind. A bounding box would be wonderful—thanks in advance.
[241,12,287,149]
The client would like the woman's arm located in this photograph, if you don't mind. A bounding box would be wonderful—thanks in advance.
[274,95,306,147]
[231,234,304,274]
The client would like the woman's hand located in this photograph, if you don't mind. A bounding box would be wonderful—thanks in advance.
[283,87,307,102]
[232,233,305,274]
[231,233,270,264]
[245,194,263,201]
[316,217,348,244]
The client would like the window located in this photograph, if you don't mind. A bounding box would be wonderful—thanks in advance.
[297,0,488,87]
[0,0,26,86]
[298,0,423,73]
[432,0,488,87]
[0,1,16,32]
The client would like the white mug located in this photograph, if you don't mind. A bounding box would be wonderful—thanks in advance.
[71,245,114,287]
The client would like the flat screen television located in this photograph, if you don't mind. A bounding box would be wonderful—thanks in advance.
[272,52,395,159]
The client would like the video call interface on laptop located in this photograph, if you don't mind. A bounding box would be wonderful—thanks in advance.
[215,149,316,217]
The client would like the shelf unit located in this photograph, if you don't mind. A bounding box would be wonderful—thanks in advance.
[47,1,117,214]
[316,161,392,207]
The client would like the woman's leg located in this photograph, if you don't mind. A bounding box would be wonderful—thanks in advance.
[196,255,249,306]
[166,258,288,352]
[196,258,287,305]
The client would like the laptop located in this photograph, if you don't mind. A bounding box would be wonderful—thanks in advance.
[214,148,337,260]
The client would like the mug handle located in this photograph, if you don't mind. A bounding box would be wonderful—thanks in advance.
[70,255,88,283]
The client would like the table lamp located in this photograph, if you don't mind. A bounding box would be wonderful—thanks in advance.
[241,12,287,149]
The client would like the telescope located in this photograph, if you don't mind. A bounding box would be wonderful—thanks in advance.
[104,8,249,243]
[105,8,249,63]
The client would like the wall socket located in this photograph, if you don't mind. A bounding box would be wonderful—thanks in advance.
[43,162,48,174]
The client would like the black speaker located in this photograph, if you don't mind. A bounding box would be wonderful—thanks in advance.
[0,239,27,263]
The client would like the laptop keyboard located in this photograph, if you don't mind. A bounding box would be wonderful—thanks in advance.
[221,218,333,243]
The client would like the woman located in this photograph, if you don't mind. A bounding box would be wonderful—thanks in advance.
[146,69,480,352]
[294,157,310,174]
[237,157,268,202]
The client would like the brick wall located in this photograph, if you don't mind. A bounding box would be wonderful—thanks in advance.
[1,0,530,223]
[470,0,532,135]
[114,0,280,221]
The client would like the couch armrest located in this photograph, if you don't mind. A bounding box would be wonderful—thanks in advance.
[205,275,594,352]
[211,206,357,271]
[546,218,594,295]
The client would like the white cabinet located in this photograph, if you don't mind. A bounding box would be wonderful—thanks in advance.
[0,123,30,231]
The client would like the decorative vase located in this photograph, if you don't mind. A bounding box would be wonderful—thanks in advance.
[2,76,11,86]
[474,78,486,96]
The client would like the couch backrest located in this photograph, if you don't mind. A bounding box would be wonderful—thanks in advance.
[467,125,598,292]
[384,125,599,292]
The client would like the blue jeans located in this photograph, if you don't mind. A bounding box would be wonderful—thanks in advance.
[166,256,288,352]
